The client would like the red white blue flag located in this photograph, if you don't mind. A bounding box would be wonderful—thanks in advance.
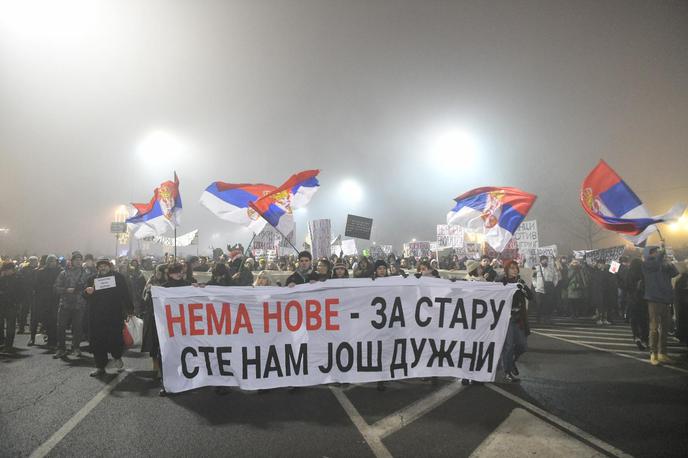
[580,160,685,244]
[201,170,320,234]
[126,172,182,238]
[447,186,537,252]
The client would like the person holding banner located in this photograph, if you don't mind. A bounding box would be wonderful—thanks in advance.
[498,261,533,382]
[83,257,133,377]
[141,264,168,378]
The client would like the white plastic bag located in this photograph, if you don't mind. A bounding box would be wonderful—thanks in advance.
[125,316,144,347]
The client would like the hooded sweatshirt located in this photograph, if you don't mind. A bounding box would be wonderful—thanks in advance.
[641,246,678,304]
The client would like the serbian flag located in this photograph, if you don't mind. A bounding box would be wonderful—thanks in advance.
[580,160,685,244]
[248,170,320,234]
[199,182,277,228]
[447,187,537,252]
[126,172,182,239]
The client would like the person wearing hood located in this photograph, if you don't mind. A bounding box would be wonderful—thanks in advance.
[642,245,679,365]
[226,244,254,286]
[30,254,62,348]
[372,260,388,279]
[53,251,90,358]
[286,251,319,287]
[353,256,374,279]
[83,257,133,377]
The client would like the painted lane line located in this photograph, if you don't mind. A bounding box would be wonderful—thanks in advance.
[540,334,641,341]
[30,370,131,458]
[371,380,466,439]
[329,387,393,458]
[486,384,633,458]
[533,331,688,374]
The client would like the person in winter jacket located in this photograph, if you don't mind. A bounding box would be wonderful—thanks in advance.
[0,262,23,352]
[642,245,679,365]
[497,261,533,382]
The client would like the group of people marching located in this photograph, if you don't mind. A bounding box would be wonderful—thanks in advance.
[1,243,687,394]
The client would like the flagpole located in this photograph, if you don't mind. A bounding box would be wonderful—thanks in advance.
[174,226,177,261]
[238,232,258,273]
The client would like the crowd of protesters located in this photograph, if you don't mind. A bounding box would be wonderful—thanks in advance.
[1,242,687,394]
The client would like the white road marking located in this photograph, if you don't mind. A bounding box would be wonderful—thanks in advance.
[541,333,640,341]
[329,387,393,458]
[370,380,466,438]
[486,385,633,458]
[469,407,605,457]
[29,370,131,458]
[533,331,688,374]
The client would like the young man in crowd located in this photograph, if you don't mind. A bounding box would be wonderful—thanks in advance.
[286,251,319,286]
[642,245,679,365]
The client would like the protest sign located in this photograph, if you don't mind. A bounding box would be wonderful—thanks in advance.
[513,220,538,251]
[341,239,358,256]
[154,229,199,247]
[152,278,516,392]
[405,241,432,259]
[308,219,332,260]
[437,225,464,249]
[94,276,116,291]
[580,246,626,266]
[609,261,620,274]
[368,245,386,261]
[345,214,373,240]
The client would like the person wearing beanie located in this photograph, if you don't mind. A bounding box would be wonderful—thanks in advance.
[286,251,319,287]
[331,262,349,279]
[373,260,388,279]
[83,256,133,377]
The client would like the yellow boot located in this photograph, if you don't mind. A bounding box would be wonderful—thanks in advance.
[650,353,660,366]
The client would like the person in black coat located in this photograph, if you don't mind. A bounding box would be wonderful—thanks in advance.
[83,257,133,377]
[31,255,62,348]
[0,262,23,352]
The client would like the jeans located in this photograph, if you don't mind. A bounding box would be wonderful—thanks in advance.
[501,320,527,373]
[648,302,670,355]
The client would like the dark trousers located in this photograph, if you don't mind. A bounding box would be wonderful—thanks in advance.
[30,301,58,345]
[57,306,84,351]
[1,305,18,347]
[91,324,124,369]
[536,292,553,322]
[18,294,33,330]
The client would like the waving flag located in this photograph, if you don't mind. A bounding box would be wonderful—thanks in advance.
[126,172,182,239]
[248,170,320,235]
[580,160,685,244]
[199,182,277,228]
[447,186,537,252]
[201,170,320,234]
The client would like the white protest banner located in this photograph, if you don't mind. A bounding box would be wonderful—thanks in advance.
[407,241,432,259]
[152,278,515,393]
[341,239,358,256]
[154,229,199,248]
[308,219,332,260]
[581,246,626,266]
[94,276,116,291]
[437,225,464,249]
[381,245,393,256]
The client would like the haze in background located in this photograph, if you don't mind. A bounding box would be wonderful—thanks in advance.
[1,0,686,256]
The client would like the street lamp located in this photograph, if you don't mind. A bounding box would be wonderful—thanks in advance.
[339,179,364,203]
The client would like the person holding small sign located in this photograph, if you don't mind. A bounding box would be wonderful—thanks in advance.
[83,257,133,377]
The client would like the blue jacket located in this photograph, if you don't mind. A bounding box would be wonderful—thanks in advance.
[642,248,678,304]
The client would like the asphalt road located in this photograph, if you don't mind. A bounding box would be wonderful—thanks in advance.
[1,317,687,458]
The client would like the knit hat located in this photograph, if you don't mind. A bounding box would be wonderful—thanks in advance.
[374,260,388,270]
[96,256,111,266]
[465,259,480,274]
[333,262,347,270]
